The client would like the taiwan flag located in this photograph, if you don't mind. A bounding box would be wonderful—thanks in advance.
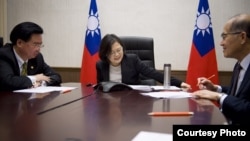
[186,0,219,92]
[80,0,101,84]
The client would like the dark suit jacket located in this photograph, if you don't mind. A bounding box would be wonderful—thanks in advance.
[221,63,250,125]
[0,43,62,91]
[96,54,182,87]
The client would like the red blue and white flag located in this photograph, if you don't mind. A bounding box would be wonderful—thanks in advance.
[186,0,219,92]
[80,0,101,84]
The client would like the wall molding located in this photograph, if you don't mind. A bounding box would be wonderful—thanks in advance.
[53,67,232,86]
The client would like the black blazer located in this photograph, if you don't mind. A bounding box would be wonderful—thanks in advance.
[0,44,62,91]
[221,63,250,125]
[96,54,182,87]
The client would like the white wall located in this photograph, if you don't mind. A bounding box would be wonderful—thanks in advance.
[6,0,250,71]
[0,0,7,40]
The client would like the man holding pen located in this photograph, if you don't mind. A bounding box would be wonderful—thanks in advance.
[192,13,250,125]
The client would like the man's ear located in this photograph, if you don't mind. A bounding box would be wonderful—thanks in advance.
[16,39,23,47]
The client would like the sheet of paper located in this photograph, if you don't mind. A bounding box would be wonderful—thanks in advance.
[151,86,181,91]
[128,85,181,92]
[140,91,192,99]
[129,85,152,91]
[13,86,77,93]
[132,131,172,141]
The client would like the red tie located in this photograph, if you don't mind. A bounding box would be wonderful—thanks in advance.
[230,63,242,96]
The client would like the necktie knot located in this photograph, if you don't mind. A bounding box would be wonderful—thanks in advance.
[21,62,27,76]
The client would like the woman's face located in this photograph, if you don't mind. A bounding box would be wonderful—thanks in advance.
[108,41,124,66]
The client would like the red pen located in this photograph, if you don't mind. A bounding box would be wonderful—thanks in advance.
[196,74,215,86]
[148,111,194,116]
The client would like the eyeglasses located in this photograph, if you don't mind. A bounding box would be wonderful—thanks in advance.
[31,43,44,48]
[221,31,241,39]
[23,40,45,48]
[110,48,123,56]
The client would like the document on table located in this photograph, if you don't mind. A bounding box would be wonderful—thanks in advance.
[13,86,77,93]
[151,85,181,91]
[129,85,181,92]
[140,91,192,98]
[132,131,172,141]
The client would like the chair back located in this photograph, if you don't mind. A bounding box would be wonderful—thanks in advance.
[119,36,156,85]
[0,37,3,48]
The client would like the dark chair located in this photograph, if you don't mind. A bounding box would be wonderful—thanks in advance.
[119,36,156,85]
[0,37,3,48]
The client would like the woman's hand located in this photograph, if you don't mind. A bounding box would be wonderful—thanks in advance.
[180,82,192,92]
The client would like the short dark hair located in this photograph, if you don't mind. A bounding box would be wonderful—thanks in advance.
[10,22,43,45]
[99,34,125,62]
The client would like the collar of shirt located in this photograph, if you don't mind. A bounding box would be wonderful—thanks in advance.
[13,48,28,70]
[240,53,250,70]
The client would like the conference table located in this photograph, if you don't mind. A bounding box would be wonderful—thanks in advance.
[0,83,227,141]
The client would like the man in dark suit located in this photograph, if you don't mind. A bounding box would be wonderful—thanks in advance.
[193,13,250,125]
[0,22,61,91]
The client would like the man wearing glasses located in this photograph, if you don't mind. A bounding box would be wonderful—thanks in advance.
[0,22,62,91]
[193,13,250,125]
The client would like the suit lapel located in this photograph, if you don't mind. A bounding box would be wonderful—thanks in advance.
[26,59,37,75]
[228,63,237,95]
[237,63,250,96]
[121,56,129,83]
[103,63,110,81]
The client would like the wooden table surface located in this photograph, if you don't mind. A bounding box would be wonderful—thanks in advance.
[0,83,227,141]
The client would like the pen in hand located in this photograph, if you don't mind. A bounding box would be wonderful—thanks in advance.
[196,74,215,86]
[207,74,215,80]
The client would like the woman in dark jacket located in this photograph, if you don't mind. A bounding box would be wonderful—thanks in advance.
[96,34,191,90]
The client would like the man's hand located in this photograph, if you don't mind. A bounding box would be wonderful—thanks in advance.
[34,74,50,83]
[192,90,221,101]
[197,77,218,91]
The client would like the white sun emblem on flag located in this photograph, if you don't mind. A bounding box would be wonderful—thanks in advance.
[194,7,212,36]
[87,10,100,37]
